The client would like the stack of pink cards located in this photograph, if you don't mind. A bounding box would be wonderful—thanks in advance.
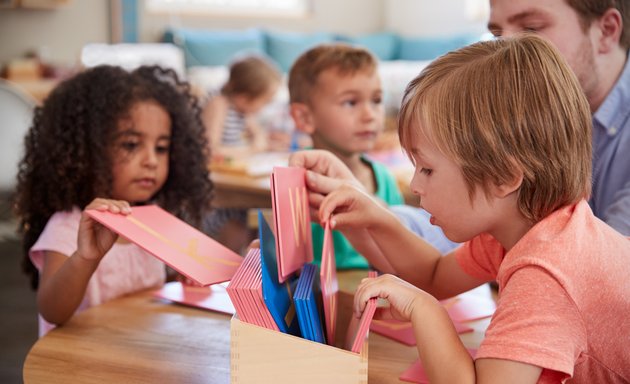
[152,281,235,315]
[270,166,313,283]
[87,205,243,286]
[226,248,279,331]
[344,271,378,353]
[319,221,338,346]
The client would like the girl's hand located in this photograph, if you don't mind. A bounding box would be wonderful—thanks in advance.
[77,198,131,262]
[318,184,388,231]
[353,274,434,322]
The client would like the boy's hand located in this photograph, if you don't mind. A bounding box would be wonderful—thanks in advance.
[318,184,388,231]
[77,198,130,262]
[353,274,433,322]
[289,150,365,212]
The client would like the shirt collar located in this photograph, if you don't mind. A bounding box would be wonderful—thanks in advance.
[593,52,630,137]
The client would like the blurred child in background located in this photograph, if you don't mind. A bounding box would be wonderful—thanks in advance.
[202,55,283,158]
[288,44,404,269]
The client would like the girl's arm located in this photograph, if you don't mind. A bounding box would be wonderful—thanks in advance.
[37,199,130,325]
[354,275,543,384]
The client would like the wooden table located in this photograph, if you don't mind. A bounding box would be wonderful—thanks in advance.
[209,154,417,210]
[23,271,488,384]
[211,171,272,209]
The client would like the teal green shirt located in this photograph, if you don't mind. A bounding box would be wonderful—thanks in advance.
[311,156,404,269]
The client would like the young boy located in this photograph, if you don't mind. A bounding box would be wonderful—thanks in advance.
[287,44,404,269]
[292,35,630,383]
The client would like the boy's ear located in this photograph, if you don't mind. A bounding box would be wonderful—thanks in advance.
[493,169,524,199]
[290,103,315,134]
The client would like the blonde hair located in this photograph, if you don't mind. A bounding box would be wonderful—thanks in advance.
[221,55,281,99]
[399,34,592,223]
[288,43,377,104]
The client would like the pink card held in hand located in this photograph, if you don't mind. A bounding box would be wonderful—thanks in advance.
[87,205,243,286]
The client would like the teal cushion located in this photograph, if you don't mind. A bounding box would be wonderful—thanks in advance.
[265,31,336,72]
[344,32,399,61]
[163,28,265,67]
[399,34,479,61]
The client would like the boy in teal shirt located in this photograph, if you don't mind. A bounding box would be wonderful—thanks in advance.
[288,44,404,269]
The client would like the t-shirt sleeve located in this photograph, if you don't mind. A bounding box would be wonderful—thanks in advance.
[29,211,79,271]
[477,266,586,381]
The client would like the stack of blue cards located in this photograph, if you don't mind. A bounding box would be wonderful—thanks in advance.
[259,210,301,336]
[294,263,326,344]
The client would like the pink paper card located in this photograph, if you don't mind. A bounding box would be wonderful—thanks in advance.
[370,319,473,346]
[344,271,378,353]
[399,348,477,383]
[441,293,496,323]
[153,281,235,315]
[87,205,243,286]
[270,166,314,283]
[320,221,338,346]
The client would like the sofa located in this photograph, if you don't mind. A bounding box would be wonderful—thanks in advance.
[82,28,482,140]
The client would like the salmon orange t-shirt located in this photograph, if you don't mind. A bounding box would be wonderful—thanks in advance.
[456,200,630,383]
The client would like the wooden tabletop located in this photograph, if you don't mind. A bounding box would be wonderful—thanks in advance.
[23,271,488,383]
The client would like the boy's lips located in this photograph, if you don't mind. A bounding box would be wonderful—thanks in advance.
[355,131,377,140]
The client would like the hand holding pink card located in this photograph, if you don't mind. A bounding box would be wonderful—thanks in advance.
[87,205,243,286]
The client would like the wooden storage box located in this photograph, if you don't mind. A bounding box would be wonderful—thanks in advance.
[230,292,368,383]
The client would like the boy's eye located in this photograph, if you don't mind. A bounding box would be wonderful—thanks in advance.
[342,99,357,107]
[372,96,382,105]
[419,167,433,176]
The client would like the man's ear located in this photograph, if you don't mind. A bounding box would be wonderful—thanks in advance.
[596,7,623,54]
[289,103,315,134]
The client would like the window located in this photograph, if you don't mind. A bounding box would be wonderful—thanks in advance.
[146,0,311,17]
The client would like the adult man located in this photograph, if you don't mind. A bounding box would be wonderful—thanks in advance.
[488,0,630,235]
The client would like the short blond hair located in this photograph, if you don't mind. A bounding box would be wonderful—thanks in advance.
[399,34,592,223]
[288,43,377,104]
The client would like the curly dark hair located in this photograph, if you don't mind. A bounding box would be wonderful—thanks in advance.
[14,65,214,290]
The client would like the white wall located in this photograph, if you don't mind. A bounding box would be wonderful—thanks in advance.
[0,2,109,66]
[385,0,488,36]
[139,0,385,42]
[0,0,489,66]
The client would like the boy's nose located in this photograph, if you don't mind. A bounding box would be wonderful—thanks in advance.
[362,103,377,120]
[409,171,424,196]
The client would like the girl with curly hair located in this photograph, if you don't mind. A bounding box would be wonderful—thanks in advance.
[14,65,213,336]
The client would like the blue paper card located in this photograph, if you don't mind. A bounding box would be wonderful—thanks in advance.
[294,263,326,344]
[258,210,301,336]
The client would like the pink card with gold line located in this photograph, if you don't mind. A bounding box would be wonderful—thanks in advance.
[87,205,243,286]
[270,166,313,283]
[320,221,338,346]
